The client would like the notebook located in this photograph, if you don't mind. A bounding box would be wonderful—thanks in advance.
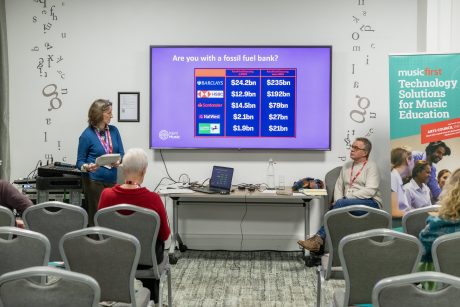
[190,166,234,194]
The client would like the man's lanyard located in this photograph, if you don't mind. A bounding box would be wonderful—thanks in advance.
[95,128,113,154]
[349,160,367,189]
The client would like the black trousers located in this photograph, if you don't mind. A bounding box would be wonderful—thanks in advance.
[81,176,114,226]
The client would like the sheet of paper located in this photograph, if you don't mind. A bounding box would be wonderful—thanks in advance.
[95,153,120,166]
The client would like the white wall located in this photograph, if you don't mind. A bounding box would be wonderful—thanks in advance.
[426,0,460,52]
[6,0,419,250]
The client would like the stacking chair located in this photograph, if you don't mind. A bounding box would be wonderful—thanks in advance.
[60,227,150,307]
[372,271,460,307]
[0,206,14,227]
[23,201,88,261]
[402,205,440,238]
[324,166,342,207]
[316,205,391,307]
[95,204,172,307]
[334,229,422,307]
[433,232,460,277]
[0,226,50,276]
[305,166,342,268]
[0,266,100,307]
[0,207,15,239]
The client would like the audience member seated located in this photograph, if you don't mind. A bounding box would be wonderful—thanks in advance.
[438,169,451,190]
[419,168,460,263]
[390,147,413,218]
[298,137,382,253]
[97,148,171,306]
[0,180,32,216]
[403,160,432,211]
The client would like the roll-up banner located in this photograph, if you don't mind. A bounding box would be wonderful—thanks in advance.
[389,53,460,209]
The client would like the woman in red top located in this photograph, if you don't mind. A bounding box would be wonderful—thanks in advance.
[98,147,170,304]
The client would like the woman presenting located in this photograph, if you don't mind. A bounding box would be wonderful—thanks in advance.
[76,99,124,225]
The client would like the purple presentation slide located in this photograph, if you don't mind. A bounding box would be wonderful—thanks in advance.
[150,46,331,150]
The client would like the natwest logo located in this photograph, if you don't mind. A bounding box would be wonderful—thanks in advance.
[198,114,221,119]
[197,90,224,98]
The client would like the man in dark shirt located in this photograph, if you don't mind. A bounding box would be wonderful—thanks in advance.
[0,180,33,215]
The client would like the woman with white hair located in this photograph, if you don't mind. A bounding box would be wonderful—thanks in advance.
[98,148,170,305]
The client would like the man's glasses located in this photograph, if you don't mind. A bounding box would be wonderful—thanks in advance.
[351,145,366,151]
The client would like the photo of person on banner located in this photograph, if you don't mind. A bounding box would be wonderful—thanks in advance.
[390,147,413,217]
[438,169,451,190]
[412,141,451,203]
[403,160,432,210]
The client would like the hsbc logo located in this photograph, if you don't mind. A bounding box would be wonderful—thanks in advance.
[197,90,224,98]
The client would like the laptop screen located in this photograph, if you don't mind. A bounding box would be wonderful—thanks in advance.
[209,166,234,191]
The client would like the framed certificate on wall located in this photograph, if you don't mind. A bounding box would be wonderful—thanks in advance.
[118,92,140,122]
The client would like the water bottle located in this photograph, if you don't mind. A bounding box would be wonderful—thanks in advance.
[267,158,275,189]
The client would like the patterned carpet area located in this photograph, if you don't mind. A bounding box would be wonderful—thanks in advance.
[162,250,344,307]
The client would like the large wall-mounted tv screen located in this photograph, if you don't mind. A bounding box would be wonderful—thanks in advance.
[149,46,332,150]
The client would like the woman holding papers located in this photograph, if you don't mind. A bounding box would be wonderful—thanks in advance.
[76,99,124,225]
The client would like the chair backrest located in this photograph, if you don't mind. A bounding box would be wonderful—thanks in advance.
[402,205,440,238]
[324,205,392,279]
[433,232,460,278]
[0,226,50,276]
[324,166,342,205]
[94,204,161,276]
[60,226,140,304]
[339,229,422,306]
[372,271,460,307]
[0,266,100,307]
[0,206,14,227]
[23,201,88,261]
[0,207,15,239]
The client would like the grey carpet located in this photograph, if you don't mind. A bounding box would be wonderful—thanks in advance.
[161,250,344,306]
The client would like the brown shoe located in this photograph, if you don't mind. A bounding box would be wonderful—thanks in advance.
[297,235,324,252]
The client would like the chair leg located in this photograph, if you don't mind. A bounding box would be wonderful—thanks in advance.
[167,269,173,307]
[316,266,321,307]
[316,269,321,307]
[158,278,163,307]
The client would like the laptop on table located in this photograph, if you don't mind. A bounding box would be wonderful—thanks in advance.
[190,166,234,194]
